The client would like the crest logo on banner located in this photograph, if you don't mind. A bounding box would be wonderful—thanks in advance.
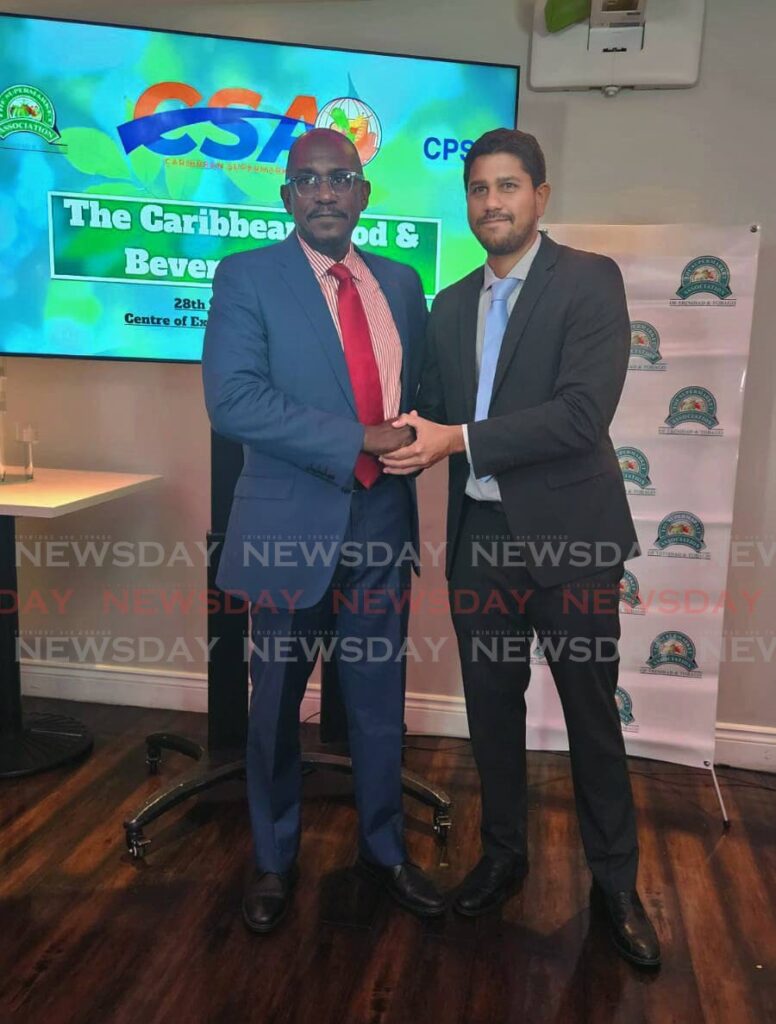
[617,446,655,495]
[531,641,548,665]
[644,631,701,676]
[629,321,665,371]
[650,511,709,559]
[660,386,723,435]
[615,686,636,728]
[671,255,735,306]
[619,569,644,614]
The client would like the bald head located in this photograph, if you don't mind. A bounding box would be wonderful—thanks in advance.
[281,127,370,260]
[286,128,363,177]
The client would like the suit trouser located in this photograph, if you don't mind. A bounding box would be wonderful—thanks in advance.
[450,498,639,894]
[246,475,411,874]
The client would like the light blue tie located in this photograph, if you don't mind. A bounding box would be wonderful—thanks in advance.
[474,276,519,423]
[473,277,519,481]
[477,276,520,419]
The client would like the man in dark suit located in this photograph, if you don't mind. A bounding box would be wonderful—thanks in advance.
[202,128,444,933]
[381,128,660,967]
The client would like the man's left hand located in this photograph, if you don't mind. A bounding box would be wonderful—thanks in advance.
[380,412,465,474]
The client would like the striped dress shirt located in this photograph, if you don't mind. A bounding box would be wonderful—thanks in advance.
[298,233,403,419]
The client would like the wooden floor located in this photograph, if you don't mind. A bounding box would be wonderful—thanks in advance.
[1,698,775,1024]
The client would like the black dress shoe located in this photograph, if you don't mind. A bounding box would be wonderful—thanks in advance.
[242,866,298,934]
[591,883,661,968]
[355,857,446,917]
[453,855,528,917]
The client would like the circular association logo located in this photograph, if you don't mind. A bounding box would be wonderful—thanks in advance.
[665,386,719,430]
[676,256,732,300]
[531,641,548,663]
[630,321,662,364]
[315,97,382,165]
[647,631,699,673]
[619,569,642,609]
[616,447,652,489]
[655,511,706,552]
[615,686,635,725]
[0,84,60,143]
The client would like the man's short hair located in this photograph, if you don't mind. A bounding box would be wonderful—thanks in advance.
[463,128,547,190]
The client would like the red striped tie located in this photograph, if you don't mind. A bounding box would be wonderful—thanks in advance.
[328,262,384,488]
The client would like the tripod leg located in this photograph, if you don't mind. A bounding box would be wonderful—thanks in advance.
[710,765,731,830]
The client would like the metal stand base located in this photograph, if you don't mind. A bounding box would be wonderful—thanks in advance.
[124,733,452,863]
[126,445,454,866]
[0,713,93,779]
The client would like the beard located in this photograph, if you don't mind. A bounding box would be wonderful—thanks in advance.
[473,216,534,257]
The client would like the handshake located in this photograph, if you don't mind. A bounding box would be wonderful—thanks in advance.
[362,417,416,456]
[362,413,466,473]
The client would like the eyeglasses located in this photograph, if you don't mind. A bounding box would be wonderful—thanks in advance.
[285,171,365,197]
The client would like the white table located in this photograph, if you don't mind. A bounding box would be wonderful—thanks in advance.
[0,468,160,778]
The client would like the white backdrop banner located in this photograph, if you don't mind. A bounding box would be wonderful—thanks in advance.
[524,224,760,769]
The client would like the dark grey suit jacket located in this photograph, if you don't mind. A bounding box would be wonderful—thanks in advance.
[418,232,639,588]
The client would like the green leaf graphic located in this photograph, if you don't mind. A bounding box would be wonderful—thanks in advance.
[129,145,162,189]
[60,127,130,179]
[164,158,203,201]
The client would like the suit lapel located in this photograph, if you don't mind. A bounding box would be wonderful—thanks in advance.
[458,268,484,420]
[360,251,412,411]
[276,234,357,415]
[490,233,559,405]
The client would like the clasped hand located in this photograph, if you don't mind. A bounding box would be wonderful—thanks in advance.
[362,418,416,456]
[378,412,465,474]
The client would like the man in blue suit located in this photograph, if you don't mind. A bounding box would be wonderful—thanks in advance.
[202,128,444,933]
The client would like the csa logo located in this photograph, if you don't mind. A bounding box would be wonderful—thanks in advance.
[654,511,706,553]
[629,321,664,369]
[118,83,382,168]
[615,686,635,727]
[662,386,721,433]
[0,85,60,144]
[645,631,699,674]
[617,447,654,495]
[619,570,643,613]
[315,97,381,165]
[676,256,732,301]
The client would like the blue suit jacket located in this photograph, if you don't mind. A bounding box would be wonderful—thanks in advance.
[202,232,428,609]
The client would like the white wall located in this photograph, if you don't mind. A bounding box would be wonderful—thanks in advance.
[8,0,776,760]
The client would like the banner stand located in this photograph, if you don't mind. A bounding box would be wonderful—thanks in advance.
[523,223,761,829]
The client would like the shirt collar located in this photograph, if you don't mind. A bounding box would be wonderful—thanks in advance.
[297,232,362,281]
[482,231,543,294]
